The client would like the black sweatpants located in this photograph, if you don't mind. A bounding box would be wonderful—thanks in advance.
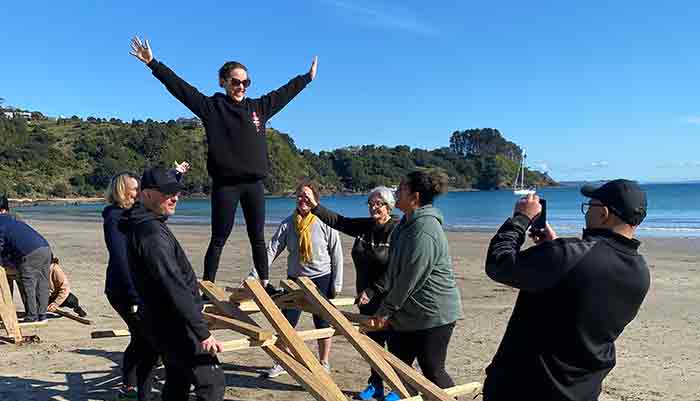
[52,292,80,309]
[203,180,269,281]
[108,297,159,401]
[388,322,456,388]
[359,294,392,386]
[161,351,225,401]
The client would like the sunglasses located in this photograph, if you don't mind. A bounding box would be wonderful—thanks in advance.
[228,77,251,88]
[581,202,606,215]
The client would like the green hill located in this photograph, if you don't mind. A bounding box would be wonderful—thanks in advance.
[0,115,556,197]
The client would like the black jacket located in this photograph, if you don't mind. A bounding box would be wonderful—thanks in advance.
[483,214,650,401]
[120,203,210,354]
[102,205,141,306]
[312,204,398,315]
[312,204,398,294]
[148,59,311,183]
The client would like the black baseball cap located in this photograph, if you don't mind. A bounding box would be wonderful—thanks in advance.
[140,167,184,195]
[0,194,8,211]
[581,179,647,226]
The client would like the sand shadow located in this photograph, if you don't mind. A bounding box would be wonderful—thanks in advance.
[0,348,321,400]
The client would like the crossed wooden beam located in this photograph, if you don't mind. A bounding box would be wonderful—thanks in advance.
[202,278,480,401]
[92,278,481,401]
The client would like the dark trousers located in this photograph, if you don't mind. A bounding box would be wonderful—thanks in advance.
[51,292,80,309]
[161,352,225,401]
[388,322,456,388]
[203,180,269,281]
[282,275,332,329]
[17,247,51,320]
[108,297,159,401]
[359,293,391,386]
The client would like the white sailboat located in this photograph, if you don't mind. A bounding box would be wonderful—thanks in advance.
[513,152,536,195]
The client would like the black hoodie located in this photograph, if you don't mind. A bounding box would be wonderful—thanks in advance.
[120,202,210,352]
[483,214,650,401]
[102,204,141,306]
[147,59,311,183]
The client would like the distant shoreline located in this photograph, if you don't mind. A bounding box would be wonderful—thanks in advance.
[9,186,484,207]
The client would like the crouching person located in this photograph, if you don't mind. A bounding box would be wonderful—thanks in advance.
[122,167,225,401]
[47,256,87,317]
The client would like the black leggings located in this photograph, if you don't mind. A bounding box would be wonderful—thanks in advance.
[388,322,456,388]
[203,180,269,281]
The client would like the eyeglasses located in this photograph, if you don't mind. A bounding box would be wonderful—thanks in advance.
[368,201,387,208]
[581,202,606,215]
[228,77,251,88]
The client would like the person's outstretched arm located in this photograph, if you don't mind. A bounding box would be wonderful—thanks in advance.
[302,186,371,237]
[130,36,211,119]
[254,56,317,120]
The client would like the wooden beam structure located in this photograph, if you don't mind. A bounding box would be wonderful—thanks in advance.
[297,277,412,399]
[244,279,348,401]
[0,266,23,343]
[89,279,481,401]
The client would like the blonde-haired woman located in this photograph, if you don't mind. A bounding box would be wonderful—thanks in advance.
[103,171,155,401]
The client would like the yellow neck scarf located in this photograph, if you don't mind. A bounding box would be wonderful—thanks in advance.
[294,211,316,264]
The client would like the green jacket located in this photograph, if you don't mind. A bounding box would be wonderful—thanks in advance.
[375,205,463,331]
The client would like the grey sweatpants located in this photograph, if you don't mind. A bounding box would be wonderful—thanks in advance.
[17,246,51,320]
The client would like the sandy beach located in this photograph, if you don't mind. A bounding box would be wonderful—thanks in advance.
[1,219,698,401]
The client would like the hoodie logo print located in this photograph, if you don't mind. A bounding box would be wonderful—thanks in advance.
[252,111,262,133]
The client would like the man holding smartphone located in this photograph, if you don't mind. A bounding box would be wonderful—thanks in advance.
[482,180,650,401]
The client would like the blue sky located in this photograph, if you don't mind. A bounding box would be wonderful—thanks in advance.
[2,1,699,182]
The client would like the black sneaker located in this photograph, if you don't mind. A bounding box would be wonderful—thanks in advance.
[73,306,88,318]
[264,284,284,298]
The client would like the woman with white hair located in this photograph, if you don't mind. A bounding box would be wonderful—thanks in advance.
[302,186,400,401]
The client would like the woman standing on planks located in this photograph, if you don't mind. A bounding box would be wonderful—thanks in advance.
[129,36,318,291]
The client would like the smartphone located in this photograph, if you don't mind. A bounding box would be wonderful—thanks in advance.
[531,199,547,231]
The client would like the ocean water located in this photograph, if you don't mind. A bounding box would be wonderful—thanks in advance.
[14,183,700,237]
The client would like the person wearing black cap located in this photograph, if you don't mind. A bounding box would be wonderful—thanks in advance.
[482,179,651,401]
[0,194,53,322]
[120,167,225,401]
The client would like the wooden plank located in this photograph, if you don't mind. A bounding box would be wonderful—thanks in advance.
[91,329,131,339]
[233,296,356,314]
[224,287,253,302]
[363,336,455,401]
[199,281,238,317]
[53,309,92,325]
[220,327,351,352]
[263,344,343,401]
[280,279,301,292]
[199,281,261,328]
[296,277,412,399]
[0,266,22,343]
[244,279,347,401]
[201,312,273,341]
[399,382,482,401]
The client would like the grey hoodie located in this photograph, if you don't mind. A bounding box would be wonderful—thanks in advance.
[376,205,463,331]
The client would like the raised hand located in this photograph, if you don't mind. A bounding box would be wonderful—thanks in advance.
[301,186,318,208]
[309,56,318,80]
[174,160,191,174]
[514,193,542,220]
[130,36,154,64]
